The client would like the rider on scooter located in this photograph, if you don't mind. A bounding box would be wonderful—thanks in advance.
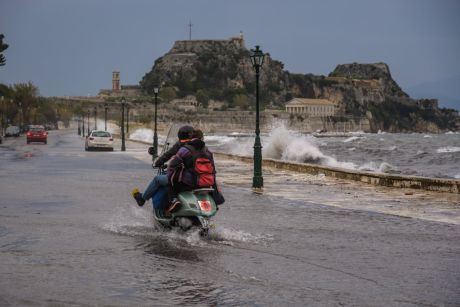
[131,125,194,207]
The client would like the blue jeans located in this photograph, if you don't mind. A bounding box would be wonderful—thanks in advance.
[143,174,168,200]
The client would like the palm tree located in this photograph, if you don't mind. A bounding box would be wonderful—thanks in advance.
[0,34,8,67]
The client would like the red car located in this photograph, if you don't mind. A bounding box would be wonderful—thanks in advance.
[27,126,48,144]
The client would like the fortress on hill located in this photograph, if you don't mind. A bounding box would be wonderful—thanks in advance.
[170,31,245,53]
[99,32,246,98]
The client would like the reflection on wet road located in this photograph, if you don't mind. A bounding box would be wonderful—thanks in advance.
[0,130,459,306]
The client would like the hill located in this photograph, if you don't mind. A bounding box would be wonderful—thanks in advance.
[140,37,459,132]
[406,75,460,111]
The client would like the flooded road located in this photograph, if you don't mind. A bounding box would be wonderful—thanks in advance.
[0,130,459,306]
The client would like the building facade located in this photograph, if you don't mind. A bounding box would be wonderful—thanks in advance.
[285,98,337,117]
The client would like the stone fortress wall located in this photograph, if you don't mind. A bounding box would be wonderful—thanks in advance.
[171,33,245,54]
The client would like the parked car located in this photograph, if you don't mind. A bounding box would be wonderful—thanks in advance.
[26,126,48,144]
[85,130,114,151]
[5,126,20,137]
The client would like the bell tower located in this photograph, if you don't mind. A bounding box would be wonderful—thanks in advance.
[112,71,120,91]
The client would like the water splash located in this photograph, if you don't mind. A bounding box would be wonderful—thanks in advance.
[263,125,356,169]
[359,161,396,173]
[208,226,273,245]
[128,128,166,145]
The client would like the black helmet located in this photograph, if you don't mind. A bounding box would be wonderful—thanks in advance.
[177,125,194,140]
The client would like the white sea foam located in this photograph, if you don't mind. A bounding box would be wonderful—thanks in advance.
[455,174,460,179]
[388,146,398,151]
[204,135,235,145]
[358,161,396,173]
[416,150,426,155]
[436,146,460,153]
[423,135,433,138]
[343,136,361,143]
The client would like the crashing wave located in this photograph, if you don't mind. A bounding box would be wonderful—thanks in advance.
[436,146,460,153]
[263,124,356,169]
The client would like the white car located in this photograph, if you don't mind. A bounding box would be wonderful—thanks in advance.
[85,130,114,151]
[5,126,20,137]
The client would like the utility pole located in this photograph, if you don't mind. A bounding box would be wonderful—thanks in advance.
[188,20,192,40]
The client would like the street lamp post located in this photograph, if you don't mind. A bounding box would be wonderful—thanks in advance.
[18,101,23,131]
[87,110,90,136]
[0,96,4,136]
[152,86,159,160]
[121,97,126,152]
[249,45,265,191]
[126,105,130,134]
[82,115,85,137]
[104,103,108,131]
[94,106,97,131]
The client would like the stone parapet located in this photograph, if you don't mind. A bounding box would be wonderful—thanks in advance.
[213,152,460,194]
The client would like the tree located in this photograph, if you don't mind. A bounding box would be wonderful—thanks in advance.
[196,89,210,108]
[159,86,176,103]
[0,34,8,67]
[13,82,39,125]
[233,94,250,110]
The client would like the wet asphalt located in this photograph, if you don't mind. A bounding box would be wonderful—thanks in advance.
[0,130,459,306]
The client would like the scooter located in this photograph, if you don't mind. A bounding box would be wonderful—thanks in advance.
[152,177,218,235]
[149,124,218,235]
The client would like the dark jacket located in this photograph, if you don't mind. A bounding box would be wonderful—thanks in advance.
[154,141,185,167]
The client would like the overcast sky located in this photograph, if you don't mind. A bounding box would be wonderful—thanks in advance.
[1,0,459,107]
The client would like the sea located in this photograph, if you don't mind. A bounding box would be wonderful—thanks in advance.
[129,124,460,180]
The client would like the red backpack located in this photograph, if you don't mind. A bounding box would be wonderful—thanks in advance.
[184,145,216,188]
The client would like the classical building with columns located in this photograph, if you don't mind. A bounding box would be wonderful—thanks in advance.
[285,98,337,117]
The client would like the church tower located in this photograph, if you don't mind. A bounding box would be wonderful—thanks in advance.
[238,31,245,48]
[112,71,120,91]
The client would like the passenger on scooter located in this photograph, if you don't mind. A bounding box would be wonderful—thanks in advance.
[167,129,218,212]
[131,125,194,207]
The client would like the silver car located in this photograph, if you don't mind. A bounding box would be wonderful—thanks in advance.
[85,130,114,151]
